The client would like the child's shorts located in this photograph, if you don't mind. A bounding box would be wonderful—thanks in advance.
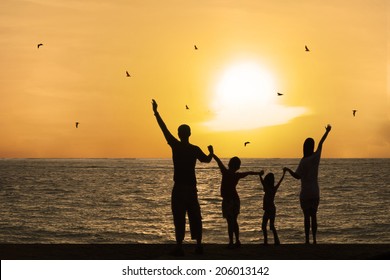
[222,198,240,218]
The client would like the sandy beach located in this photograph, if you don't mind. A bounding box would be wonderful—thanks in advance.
[1,243,389,260]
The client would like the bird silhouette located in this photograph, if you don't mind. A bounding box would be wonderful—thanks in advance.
[277,92,283,96]
[75,122,79,128]
[305,45,310,52]
[37,43,43,49]
[186,105,189,110]
[352,110,357,117]
[194,45,198,50]
[244,141,250,147]
[126,71,131,77]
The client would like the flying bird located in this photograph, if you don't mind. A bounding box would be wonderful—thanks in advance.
[305,45,310,52]
[352,110,357,117]
[194,45,198,50]
[244,141,250,147]
[75,122,79,128]
[37,43,43,49]
[126,71,131,77]
[186,105,189,110]
[277,92,283,96]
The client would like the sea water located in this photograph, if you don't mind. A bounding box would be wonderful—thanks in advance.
[0,158,389,244]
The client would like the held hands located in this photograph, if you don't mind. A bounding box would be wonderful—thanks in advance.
[259,170,264,176]
[283,167,289,173]
[208,145,214,155]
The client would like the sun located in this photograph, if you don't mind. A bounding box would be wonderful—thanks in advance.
[204,61,307,131]
[215,62,275,109]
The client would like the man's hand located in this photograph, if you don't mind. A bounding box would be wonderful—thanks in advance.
[208,145,214,154]
[152,99,158,113]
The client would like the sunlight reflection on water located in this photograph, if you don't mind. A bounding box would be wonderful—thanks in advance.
[0,158,388,244]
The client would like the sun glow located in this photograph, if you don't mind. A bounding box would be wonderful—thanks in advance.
[204,61,307,131]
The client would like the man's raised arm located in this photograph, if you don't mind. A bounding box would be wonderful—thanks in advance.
[152,99,175,143]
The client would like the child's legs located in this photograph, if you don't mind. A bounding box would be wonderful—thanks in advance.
[224,199,240,244]
[233,214,239,243]
[262,213,269,244]
[226,216,234,243]
[269,214,280,245]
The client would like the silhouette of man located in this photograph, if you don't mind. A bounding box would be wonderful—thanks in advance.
[152,99,214,255]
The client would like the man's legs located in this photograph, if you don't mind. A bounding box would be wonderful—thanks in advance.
[187,193,203,254]
[171,188,186,255]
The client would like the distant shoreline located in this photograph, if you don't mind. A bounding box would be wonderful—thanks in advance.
[1,244,389,260]
[1,158,390,160]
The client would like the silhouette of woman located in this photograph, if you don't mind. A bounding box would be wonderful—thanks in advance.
[284,125,332,244]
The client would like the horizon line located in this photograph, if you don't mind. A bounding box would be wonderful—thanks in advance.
[1,157,389,160]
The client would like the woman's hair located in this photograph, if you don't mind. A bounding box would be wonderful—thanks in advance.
[303,137,315,157]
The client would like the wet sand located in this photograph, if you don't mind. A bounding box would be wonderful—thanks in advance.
[1,243,389,260]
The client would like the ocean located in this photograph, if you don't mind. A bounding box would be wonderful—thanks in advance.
[0,158,389,244]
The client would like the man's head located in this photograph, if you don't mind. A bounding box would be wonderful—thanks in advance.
[178,124,191,141]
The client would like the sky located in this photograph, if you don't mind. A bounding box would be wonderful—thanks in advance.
[0,0,389,158]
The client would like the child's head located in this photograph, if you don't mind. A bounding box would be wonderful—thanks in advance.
[303,137,315,157]
[264,173,275,187]
[228,156,241,171]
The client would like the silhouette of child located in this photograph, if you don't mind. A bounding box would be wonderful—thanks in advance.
[259,169,286,245]
[213,153,260,248]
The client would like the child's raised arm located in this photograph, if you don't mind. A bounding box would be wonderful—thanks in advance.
[213,153,227,173]
[283,167,301,180]
[275,169,286,190]
[259,170,265,186]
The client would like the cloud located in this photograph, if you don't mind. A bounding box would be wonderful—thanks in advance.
[203,103,307,131]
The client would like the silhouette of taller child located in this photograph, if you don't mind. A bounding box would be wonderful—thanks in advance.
[152,99,214,255]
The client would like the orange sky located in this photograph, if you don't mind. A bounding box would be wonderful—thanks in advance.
[0,0,389,158]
